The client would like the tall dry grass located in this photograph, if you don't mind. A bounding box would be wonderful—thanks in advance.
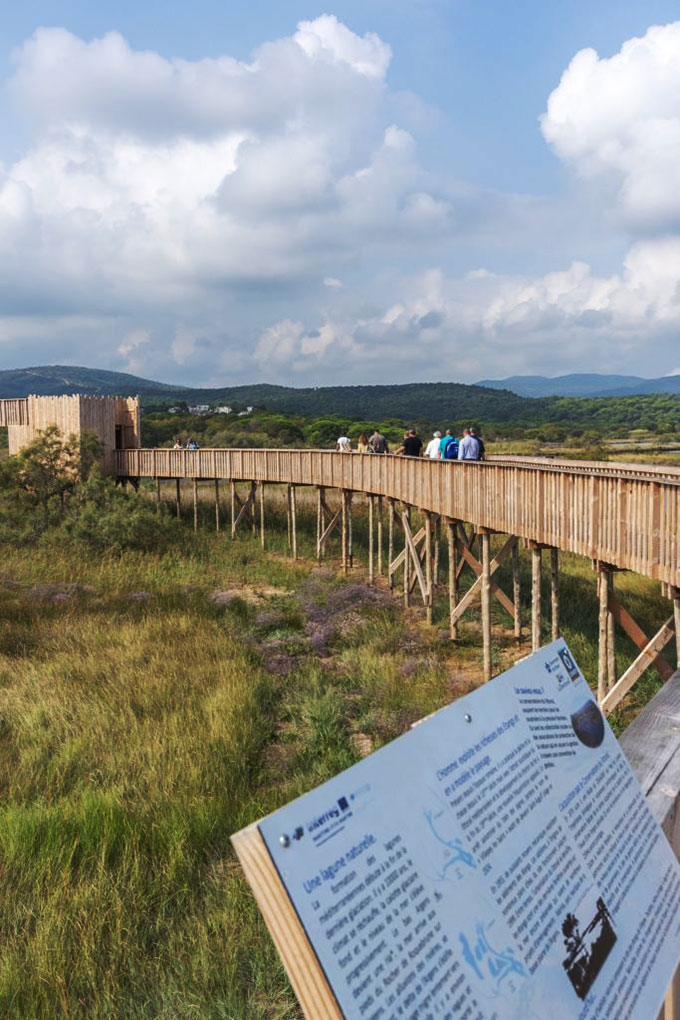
[0,490,674,1016]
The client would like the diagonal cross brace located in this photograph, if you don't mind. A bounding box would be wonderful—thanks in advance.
[449,535,516,626]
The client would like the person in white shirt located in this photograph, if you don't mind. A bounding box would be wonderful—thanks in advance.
[424,431,442,459]
[458,428,480,460]
[336,436,351,452]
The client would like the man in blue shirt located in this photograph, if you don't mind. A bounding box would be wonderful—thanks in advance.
[458,428,480,460]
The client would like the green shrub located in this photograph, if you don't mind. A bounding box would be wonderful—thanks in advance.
[62,473,185,555]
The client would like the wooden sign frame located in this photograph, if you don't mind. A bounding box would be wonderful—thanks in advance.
[231,823,343,1019]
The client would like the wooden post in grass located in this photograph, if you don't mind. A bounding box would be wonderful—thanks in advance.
[316,487,322,561]
[607,569,616,691]
[377,496,383,576]
[674,587,680,670]
[175,478,181,519]
[348,492,353,568]
[550,546,560,640]
[260,482,265,549]
[250,481,257,537]
[341,490,348,575]
[448,520,459,640]
[368,495,375,583]
[403,510,410,609]
[214,479,220,532]
[434,515,441,589]
[193,479,198,532]
[230,481,236,540]
[290,485,297,559]
[481,530,492,681]
[425,511,433,625]
[155,478,161,505]
[531,544,542,652]
[512,538,521,643]
[287,485,293,550]
[388,498,395,589]
[598,566,610,703]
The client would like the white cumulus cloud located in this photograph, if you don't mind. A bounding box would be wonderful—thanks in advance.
[542,21,680,229]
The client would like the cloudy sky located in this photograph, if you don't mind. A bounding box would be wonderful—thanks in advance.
[2,1,680,386]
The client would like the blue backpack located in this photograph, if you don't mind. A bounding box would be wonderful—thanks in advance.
[443,437,459,460]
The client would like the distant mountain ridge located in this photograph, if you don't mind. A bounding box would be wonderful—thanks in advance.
[476,372,680,397]
[0,365,182,397]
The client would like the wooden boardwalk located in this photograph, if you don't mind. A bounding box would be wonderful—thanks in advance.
[117,447,680,712]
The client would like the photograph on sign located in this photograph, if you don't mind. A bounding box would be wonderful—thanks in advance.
[243,640,680,1019]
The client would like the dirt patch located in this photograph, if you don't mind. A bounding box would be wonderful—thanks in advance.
[210,585,291,606]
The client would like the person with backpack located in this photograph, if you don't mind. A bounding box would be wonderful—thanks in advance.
[440,429,458,460]
[367,429,389,454]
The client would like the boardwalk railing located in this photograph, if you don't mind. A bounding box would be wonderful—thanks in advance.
[117,448,680,588]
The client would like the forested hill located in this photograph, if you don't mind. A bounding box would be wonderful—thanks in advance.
[176,382,531,422]
[0,369,529,422]
[1,366,679,431]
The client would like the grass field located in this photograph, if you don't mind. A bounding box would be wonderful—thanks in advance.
[0,488,675,1017]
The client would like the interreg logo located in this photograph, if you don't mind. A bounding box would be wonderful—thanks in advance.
[279,797,351,849]
[307,797,351,834]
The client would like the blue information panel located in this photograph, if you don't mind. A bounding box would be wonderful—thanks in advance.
[259,640,680,1020]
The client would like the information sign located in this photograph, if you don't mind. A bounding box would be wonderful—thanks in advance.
[233,640,680,1019]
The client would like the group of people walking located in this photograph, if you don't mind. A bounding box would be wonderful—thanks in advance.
[336,427,485,460]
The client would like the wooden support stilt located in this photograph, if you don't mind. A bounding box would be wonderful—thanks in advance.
[231,480,236,540]
[388,499,395,590]
[512,538,521,643]
[286,485,292,548]
[290,484,297,560]
[403,511,410,608]
[550,546,559,641]
[481,531,492,681]
[377,496,383,576]
[531,545,542,652]
[433,516,441,589]
[597,567,609,703]
[155,478,161,505]
[348,493,353,568]
[215,479,220,532]
[368,495,375,583]
[448,521,459,640]
[260,482,265,549]
[250,481,256,536]
[176,478,181,519]
[606,570,616,690]
[425,512,433,625]
[674,588,680,670]
[341,490,348,575]
[316,487,322,561]
[193,479,199,532]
